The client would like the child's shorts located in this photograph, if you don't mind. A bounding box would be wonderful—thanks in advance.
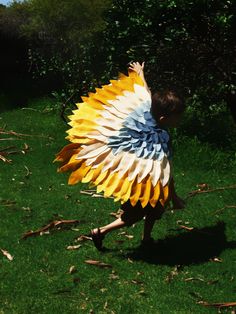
[120,201,165,226]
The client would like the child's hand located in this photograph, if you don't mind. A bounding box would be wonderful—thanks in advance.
[128,61,151,94]
[171,195,186,210]
[128,61,145,76]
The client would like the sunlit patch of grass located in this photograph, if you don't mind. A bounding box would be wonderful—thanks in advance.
[0,99,236,313]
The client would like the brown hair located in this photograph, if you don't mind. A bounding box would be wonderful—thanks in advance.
[151,90,185,120]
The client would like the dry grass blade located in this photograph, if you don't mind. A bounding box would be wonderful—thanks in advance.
[185,277,219,284]
[1,248,13,261]
[184,277,205,282]
[24,165,31,178]
[80,189,97,195]
[0,145,16,152]
[84,260,112,268]
[22,219,80,239]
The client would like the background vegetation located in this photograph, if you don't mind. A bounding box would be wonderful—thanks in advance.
[0,0,235,149]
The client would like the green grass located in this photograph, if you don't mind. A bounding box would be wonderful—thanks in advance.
[0,99,236,313]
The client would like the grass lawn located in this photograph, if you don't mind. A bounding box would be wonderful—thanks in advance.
[0,99,236,314]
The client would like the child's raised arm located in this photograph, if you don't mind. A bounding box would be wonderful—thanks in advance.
[128,62,151,95]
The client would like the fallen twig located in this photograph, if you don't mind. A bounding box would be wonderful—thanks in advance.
[0,154,11,162]
[0,199,16,207]
[198,301,236,308]
[213,205,236,215]
[0,143,30,162]
[75,235,92,242]
[176,221,194,231]
[178,225,194,231]
[22,219,80,239]
[0,128,53,140]
[187,184,236,198]
[0,137,19,141]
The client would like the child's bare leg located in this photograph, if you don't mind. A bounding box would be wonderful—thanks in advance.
[91,202,146,250]
[143,214,156,241]
[92,203,144,237]
[93,218,126,236]
[143,204,164,241]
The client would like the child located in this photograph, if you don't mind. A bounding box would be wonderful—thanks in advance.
[55,62,185,251]
[90,62,185,250]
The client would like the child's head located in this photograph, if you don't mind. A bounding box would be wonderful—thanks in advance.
[151,90,185,127]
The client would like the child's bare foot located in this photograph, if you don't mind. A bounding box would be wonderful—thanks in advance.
[90,228,105,251]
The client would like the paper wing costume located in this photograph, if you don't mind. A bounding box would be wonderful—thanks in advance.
[55,71,171,208]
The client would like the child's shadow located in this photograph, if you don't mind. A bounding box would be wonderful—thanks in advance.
[124,222,236,266]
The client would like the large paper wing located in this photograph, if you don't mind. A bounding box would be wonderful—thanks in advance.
[55,71,171,208]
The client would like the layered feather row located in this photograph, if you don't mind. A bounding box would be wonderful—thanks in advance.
[55,71,170,207]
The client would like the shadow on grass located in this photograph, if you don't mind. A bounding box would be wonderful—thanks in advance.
[123,222,236,266]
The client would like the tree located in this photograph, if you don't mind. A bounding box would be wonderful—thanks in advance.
[21,0,110,50]
[97,0,236,146]
[102,0,236,113]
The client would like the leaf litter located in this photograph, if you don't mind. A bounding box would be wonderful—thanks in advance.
[1,248,13,261]
[66,244,82,250]
[165,265,182,283]
[22,219,80,239]
[69,265,77,274]
[84,260,112,268]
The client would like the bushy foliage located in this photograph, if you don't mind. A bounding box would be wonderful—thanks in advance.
[0,1,30,37]
[21,0,110,47]
[1,0,235,146]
